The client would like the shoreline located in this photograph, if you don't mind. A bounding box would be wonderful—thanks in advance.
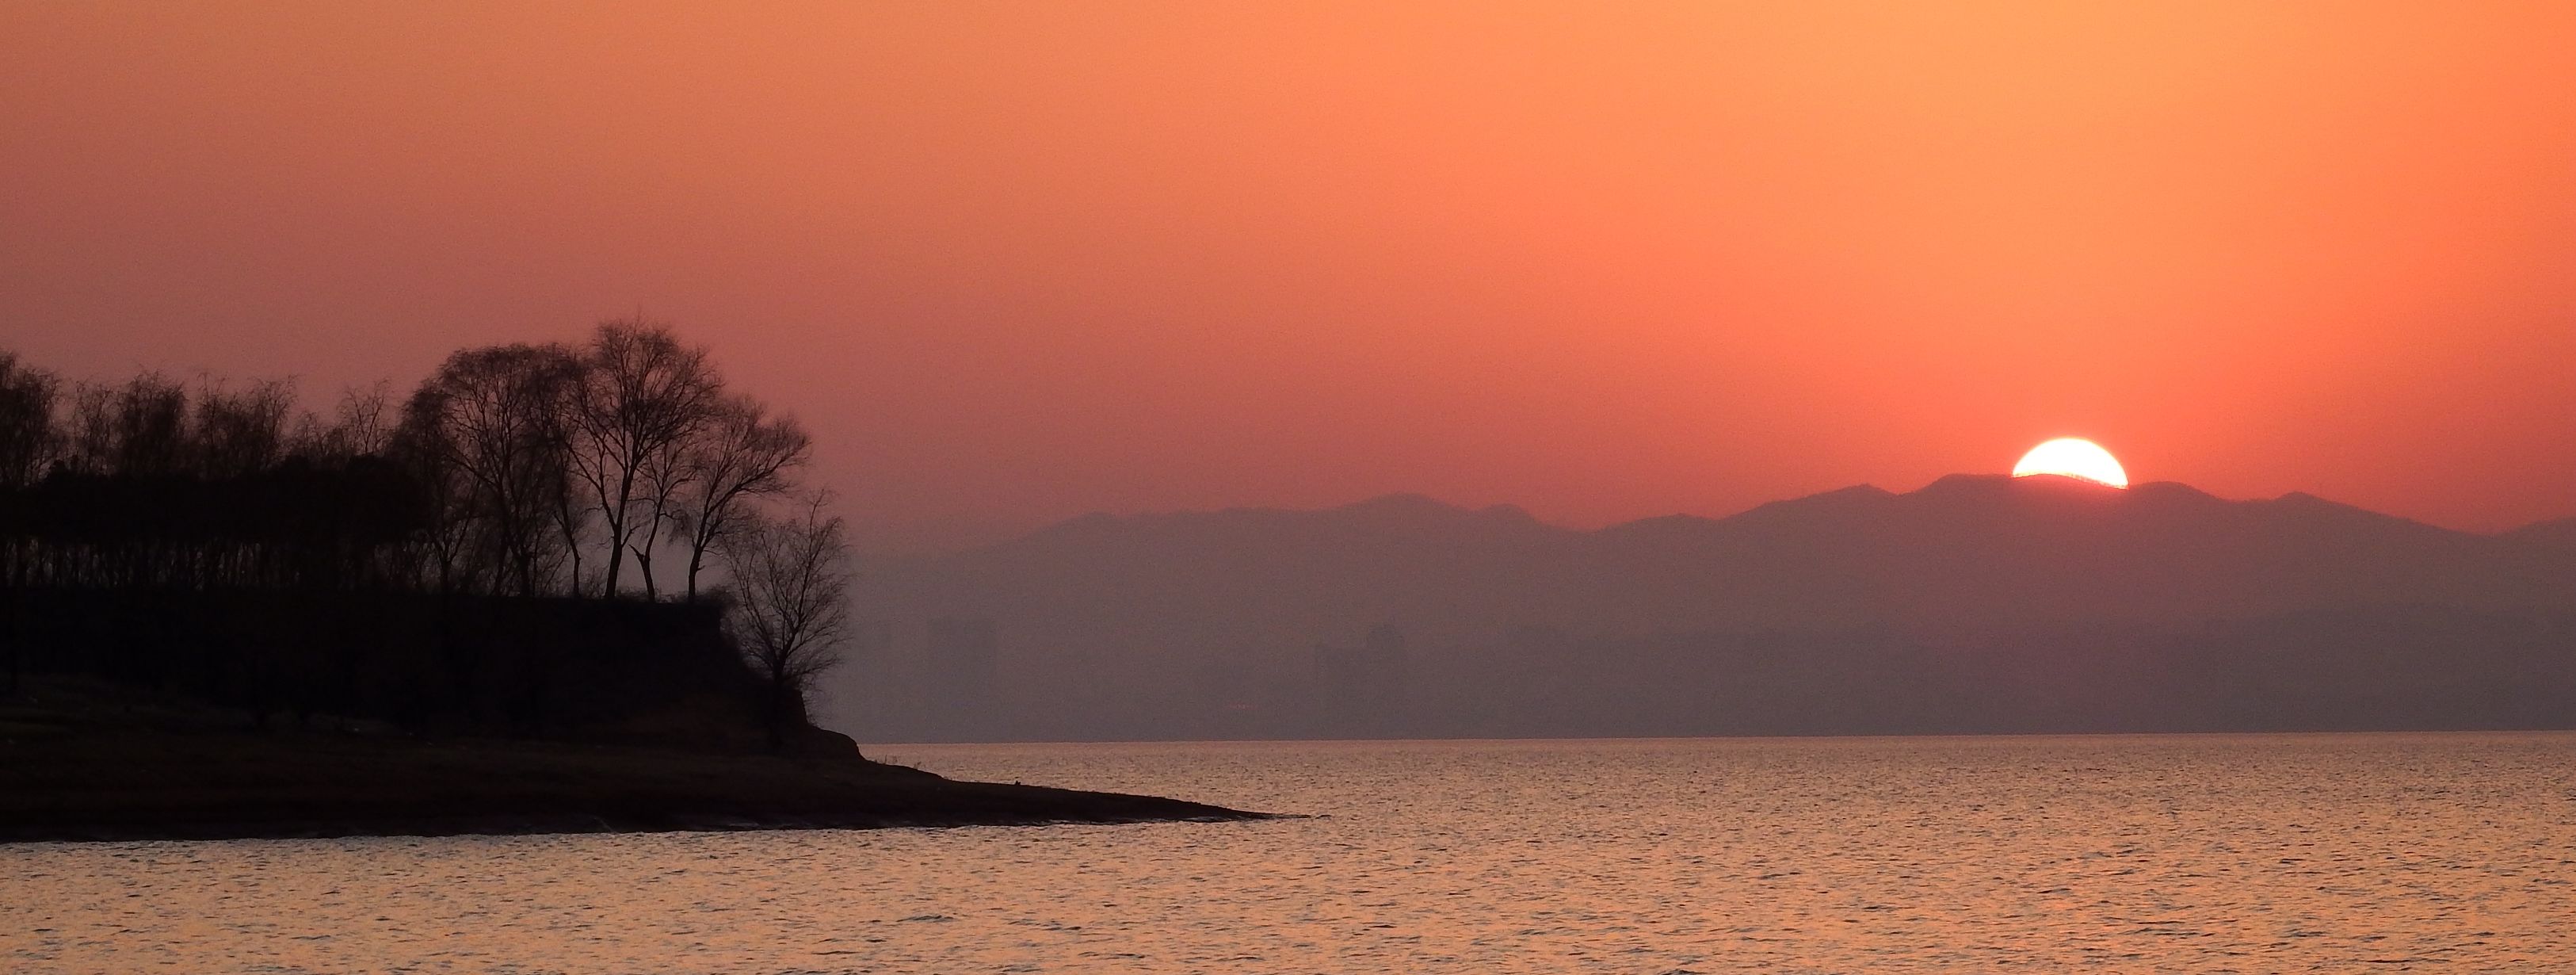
[1,707,1268,845]
[2,763,1269,845]
[4,797,1269,846]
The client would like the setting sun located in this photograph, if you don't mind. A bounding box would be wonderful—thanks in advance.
[2013,438,2130,488]
[11,6,2576,973]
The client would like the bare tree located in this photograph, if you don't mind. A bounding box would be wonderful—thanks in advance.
[193,378,296,478]
[295,381,395,462]
[0,353,59,614]
[567,319,722,598]
[0,351,60,489]
[63,383,113,476]
[397,344,584,596]
[65,373,189,478]
[719,491,851,752]
[674,396,811,600]
[334,382,395,457]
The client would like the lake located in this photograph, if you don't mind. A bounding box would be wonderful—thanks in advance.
[6,734,2573,973]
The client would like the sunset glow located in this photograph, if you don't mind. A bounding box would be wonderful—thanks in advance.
[2013,438,2129,488]
[10,6,2576,973]
[4,4,2573,543]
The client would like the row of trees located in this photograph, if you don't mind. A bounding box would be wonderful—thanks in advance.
[0,321,852,748]
[395,322,815,601]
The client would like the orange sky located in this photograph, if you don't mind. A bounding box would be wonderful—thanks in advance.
[5,2,2572,549]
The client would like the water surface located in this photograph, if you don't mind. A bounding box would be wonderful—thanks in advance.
[6,734,2573,973]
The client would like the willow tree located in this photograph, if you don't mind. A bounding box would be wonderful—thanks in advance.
[397,343,584,597]
[567,319,722,598]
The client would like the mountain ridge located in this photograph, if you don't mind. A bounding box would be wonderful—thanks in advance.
[834,476,2576,741]
[980,477,2550,556]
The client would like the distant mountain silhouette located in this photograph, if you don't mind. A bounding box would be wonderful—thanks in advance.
[1586,474,2571,629]
[834,479,2576,741]
[2501,517,2576,554]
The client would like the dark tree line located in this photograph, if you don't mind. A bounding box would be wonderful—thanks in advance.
[389,321,814,600]
[0,323,848,750]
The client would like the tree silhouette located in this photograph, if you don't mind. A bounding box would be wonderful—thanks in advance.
[0,352,59,491]
[674,395,811,601]
[2,326,843,744]
[567,319,722,599]
[397,343,584,597]
[719,491,851,752]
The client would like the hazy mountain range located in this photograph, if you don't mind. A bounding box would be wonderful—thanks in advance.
[829,475,2576,742]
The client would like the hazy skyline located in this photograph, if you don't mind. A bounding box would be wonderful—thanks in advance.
[8,2,2573,551]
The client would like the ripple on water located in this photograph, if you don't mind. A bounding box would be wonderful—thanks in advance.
[3,733,2574,973]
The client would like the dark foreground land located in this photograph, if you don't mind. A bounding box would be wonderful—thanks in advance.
[0,681,1261,843]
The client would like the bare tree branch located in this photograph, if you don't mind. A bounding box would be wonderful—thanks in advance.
[719,490,850,752]
[676,396,811,601]
[567,318,723,599]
